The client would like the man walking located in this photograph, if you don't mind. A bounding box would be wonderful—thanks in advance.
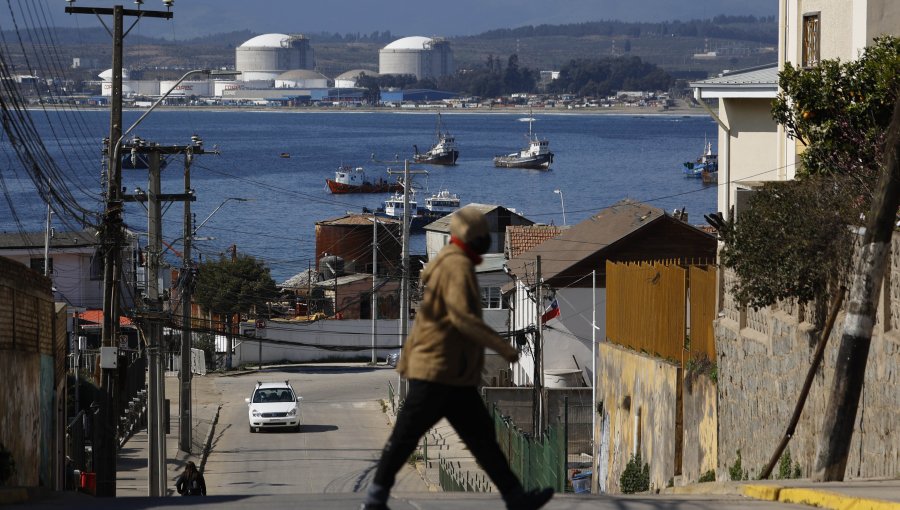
[363,208,554,510]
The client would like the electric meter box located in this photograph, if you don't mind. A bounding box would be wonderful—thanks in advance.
[100,346,119,369]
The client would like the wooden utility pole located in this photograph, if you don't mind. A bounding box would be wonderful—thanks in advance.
[64,3,173,497]
[534,255,543,437]
[371,213,378,364]
[813,95,900,481]
[180,143,194,454]
[387,161,426,400]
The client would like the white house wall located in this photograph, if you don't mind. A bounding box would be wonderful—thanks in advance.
[719,97,780,213]
[510,281,605,387]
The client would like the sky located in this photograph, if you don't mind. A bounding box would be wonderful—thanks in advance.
[48,0,778,39]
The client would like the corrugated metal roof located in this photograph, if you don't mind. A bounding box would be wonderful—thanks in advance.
[423,204,504,233]
[506,199,666,284]
[317,214,401,227]
[0,229,99,249]
[690,64,778,87]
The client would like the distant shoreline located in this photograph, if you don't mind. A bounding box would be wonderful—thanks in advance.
[30,104,714,117]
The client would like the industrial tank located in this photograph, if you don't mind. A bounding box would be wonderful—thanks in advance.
[157,79,211,97]
[236,33,315,81]
[334,69,380,89]
[379,36,454,80]
[275,69,330,89]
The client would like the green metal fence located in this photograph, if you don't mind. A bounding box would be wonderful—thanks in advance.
[492,404,566,492]
[439,458,493,492]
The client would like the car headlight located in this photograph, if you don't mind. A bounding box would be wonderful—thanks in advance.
[287,407,297,416]
[251,409,261,417]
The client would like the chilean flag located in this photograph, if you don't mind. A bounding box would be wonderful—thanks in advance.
[541,298,560,323]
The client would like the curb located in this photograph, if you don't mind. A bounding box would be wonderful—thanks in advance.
[199,404,222,473]
[740,484,899,510]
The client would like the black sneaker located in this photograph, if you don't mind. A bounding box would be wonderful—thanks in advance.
[505,487,554,510]
[359,503,390,510]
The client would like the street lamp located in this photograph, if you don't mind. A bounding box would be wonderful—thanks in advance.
[553,189,566,226]
[193,197,252,236]
[110,69,240,174]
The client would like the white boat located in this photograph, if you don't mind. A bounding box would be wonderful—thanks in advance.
[423,189,461,217]
[493,115,554,170]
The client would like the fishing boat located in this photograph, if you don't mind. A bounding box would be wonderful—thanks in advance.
[683,141,718,179]
[413,112,459,165]
[325,165,402,194]
[493,115,553,170]
[375,188,461,231]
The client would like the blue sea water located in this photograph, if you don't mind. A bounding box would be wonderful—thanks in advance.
[1,109,718,282]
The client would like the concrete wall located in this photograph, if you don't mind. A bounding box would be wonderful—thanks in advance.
[594,342,678,493]
[234,318,409,365]
[719,97,779,213]
[0,257,60,488]
[715,233,900,480]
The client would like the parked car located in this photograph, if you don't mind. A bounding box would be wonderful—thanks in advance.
[386,351,401,367]
[245,381,302,433]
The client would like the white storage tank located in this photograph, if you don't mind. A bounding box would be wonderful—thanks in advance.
[334,69,380,89]
[275,69,329,89]
[379,36,454,80]
[236,33,315,81]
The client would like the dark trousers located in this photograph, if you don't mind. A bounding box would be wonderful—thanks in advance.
[373,379,523,496]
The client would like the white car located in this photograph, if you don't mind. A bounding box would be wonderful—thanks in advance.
[245,381,302,433]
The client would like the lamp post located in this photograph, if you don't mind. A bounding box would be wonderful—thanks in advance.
[553,189,566,226]
[193,197,251,235]
[112,69,239,171]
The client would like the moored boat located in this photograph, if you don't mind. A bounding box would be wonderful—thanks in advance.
[493,116,553,170]
[413,112,459,165]
[683,141,718,179]
[375,188,461,231]
[326,165,402,194]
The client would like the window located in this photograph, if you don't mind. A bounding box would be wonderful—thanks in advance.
[29,257,52,274]
[481,286,504,309]
[802,13,820,68]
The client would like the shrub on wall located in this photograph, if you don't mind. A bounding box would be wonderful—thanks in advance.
[620,452,650,493]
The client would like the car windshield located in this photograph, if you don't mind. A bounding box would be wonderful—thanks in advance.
[252,388,294,403]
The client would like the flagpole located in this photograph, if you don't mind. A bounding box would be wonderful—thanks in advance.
[592,269,597,489]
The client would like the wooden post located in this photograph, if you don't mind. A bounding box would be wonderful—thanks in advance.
[813,95,900,481]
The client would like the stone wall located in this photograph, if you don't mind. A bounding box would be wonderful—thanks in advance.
[0,256,59,488]
[715,234,900,480]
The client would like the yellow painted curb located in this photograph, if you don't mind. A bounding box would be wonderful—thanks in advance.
[0,488,28,506]
[741,484,782,501]
[779,488,900,510]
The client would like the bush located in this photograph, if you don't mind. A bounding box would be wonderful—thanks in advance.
[699,469,716,483]
[620,452,650,493]
[729,450,748,481]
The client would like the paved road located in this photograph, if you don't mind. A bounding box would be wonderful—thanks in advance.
[202,364,427,495]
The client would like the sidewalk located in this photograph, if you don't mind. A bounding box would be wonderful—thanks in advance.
[663,478,900,510]
[116,372,221,497]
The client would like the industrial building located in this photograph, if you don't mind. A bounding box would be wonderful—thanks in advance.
[275,69,330,89]
[235,33,315,81]
[379,36,454,80]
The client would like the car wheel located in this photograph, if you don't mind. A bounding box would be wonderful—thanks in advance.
[294,424,301,433]
[249,425,255,433]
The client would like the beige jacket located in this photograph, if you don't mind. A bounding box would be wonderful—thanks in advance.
[397,242,518,386]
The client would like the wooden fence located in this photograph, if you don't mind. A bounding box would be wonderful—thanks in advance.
[606,260,716,364]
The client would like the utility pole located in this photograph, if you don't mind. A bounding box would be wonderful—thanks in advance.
[813,95,900,481]
[180,141,195,454]
[388,161,427,400]
[147,150,164,496]
[371,213,378,364]
[122,140,204,494]
[64,3,173,497]
[534,255,543,438]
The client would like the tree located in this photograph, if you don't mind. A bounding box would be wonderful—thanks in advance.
[772,36,900,186]
[720,36,900,311]
[193,254,277,369]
